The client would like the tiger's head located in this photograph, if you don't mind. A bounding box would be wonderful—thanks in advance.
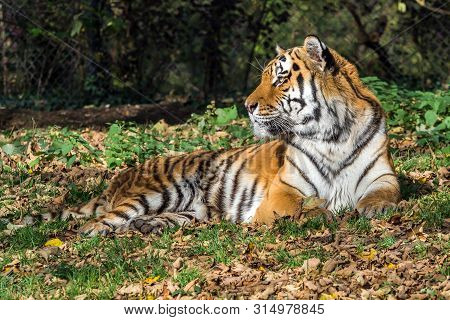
[245,35,381,143]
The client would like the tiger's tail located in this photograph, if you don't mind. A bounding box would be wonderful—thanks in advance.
[61,195,108,221]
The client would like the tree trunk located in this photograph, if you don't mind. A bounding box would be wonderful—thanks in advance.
[0,3,8,95]
[344,1,399,80]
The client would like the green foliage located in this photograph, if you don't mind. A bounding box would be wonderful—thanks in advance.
[104,121,168,168]
[0,127,101,170]
[363,77,449,147]
[188,104,239,132]
[186,222,242,265]
[417,191,450,229]
[104,105,252,169]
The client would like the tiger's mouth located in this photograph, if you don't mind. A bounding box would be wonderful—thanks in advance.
[250,115,296,138]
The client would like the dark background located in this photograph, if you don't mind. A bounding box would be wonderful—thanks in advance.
[0,0,448,110]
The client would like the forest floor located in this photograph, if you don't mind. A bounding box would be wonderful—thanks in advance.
[0,97,449,300]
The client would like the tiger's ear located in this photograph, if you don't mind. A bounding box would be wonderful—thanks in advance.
[276,44,286,55]
[304,35,334,72]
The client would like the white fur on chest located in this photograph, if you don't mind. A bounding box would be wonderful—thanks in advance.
[287,131,387,211]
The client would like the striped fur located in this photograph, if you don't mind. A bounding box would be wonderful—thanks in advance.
[66,35,400,236]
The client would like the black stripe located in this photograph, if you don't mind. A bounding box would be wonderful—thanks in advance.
[370,172,397,184]
[279,178,305,196]
[92,202,101,215]
[342,73,379,106]
[297,74,304,101]
[216,148,248,213]
[138,194,150,214]
[122,202,139,212]
[110,210,130,220]
[248,143,263,154]
[286,155,319,195]
[162,157,171,174]
[310,75,322,121]
[236,187,248,223]
[151,160,171,213]
[310,74,318,101]
[230,158,249,208]
[354,152,384,192]
[275,143,286,167]
[168,156,185,176]
[287,142,331,184]
[246,178,259,214]
[339,74,383,168]
[184,180,196,210]
[101,221,115,228]
[173,183,184,211]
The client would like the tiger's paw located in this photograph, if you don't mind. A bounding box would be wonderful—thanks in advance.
[79,220,113,237]
[129,216,167,235]
[356,200,397,219]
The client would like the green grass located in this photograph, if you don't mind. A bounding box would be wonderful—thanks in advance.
[413,242,428,259]
[185,222,243,264]
[274,247,327,268]
[348,216,371,233]
[0,220,68,251]
[417,191,450,228]
[377,236,396,250]
[175,267,202,288]
[273,213,336,239]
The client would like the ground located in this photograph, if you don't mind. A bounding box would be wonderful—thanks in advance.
[0,80,449,299]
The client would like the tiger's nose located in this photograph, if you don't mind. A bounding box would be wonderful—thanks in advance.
[246,102,258,115]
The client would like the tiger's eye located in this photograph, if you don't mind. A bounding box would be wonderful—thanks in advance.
[279,56,286,62]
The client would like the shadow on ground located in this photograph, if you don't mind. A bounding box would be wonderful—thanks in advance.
[399,174,435,200]
[0,102,195,130]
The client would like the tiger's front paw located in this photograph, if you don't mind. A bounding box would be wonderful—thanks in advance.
[356,200,396,219]
[79,220,112,237]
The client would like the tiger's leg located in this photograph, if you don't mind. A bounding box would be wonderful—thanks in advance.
[78,194,154,236]
[252,175,304,225]
[121,203,219,235]
[78,206,139,236]
[356,174,400,218]
[61,195,107,220]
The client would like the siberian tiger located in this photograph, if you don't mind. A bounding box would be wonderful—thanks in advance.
[65,35,400,236]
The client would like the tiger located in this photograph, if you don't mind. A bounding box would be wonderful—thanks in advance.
[64,35,400,236]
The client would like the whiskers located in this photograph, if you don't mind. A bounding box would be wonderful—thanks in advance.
[248,57,269,81]
[257,116,297,137]
[248,61,262,73]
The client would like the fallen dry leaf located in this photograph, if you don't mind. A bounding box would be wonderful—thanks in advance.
[302,258,321,273]
[44,238,64,247]
[359,248,377,261]
[183,279,198,293]
[173,257,183,270]
[144,275,160,285]
[322,259,339,273]
[118,283,142,295]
